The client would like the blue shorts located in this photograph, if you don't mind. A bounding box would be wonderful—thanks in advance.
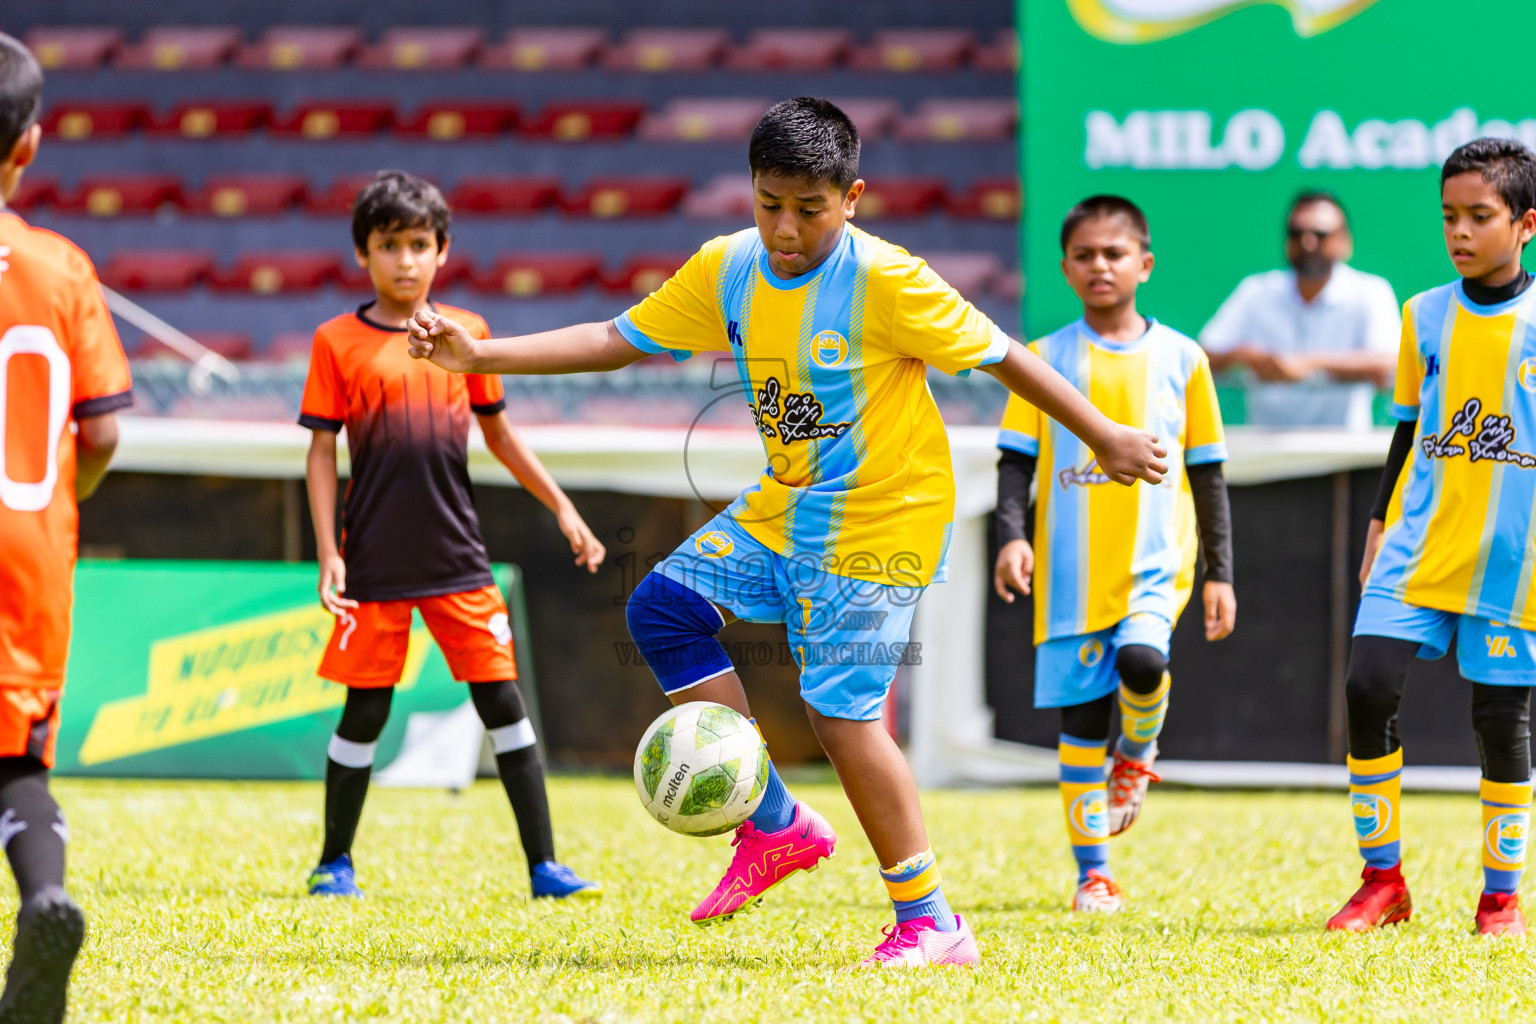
[1355,592,1536,685]
[1034,613,1173,709]
[656,512,922,721]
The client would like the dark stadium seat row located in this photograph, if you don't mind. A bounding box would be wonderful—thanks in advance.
[13,174,1020,221]
[25,26,1016,74]
[37,97,1017,143]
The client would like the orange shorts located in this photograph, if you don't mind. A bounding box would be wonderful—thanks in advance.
[0,688,62,769]
[318,585,518,688]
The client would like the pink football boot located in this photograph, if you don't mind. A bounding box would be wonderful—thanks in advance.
[690,801,836,925]
[858,915,980,969]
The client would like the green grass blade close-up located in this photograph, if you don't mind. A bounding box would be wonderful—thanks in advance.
[48,777,1536,1023]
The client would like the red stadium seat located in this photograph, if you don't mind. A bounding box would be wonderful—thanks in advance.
[23,27,124,71]
[480,28,608,71]
[681,175,753,219]
[260,332,315,362]
[446,177,561,215]
[357,28,484,70]
[184,175,308,217]
[237,26,362,70]
[727,29,852,71]
[146,101,272,139]
[518,101,644,141]
[897,99,1019,142]
[639,98,769,143]
[921,253,1004,298]
[561,178,689,218]
[605,254,690,295]
[337,252,473,292]
[823,98,900,140]
[850,29,976,73]
[100,251,217,291]
[305,175,383,216]
[603,28,728,72]
[187,333,253,361]
[269,101,394,139]
[56,176,184,217]
[472,254,602,296]
[41,102,150,140]
[855,178,947,218]
[7,177,59,212]
[117,27,244,71]
[972,29,1020,73]
[211,253,342,294]
[948,177,1021,220]
[394,102,518,140]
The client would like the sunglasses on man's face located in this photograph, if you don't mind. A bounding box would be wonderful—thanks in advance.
[1288,227,1336,242]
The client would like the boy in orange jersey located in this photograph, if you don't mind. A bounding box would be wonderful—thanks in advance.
[0,33,131,1021]
[301,171,605,900]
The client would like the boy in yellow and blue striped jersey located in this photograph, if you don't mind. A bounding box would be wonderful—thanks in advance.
[1333,138,1536,938]
[994,196,1237,913]
[406,100,1169,968]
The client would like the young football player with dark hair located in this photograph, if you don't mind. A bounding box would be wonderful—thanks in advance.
[406,98,1167,967]
[0,31,133,1021]
[994,195,1236,913]
[301,170,604,901]
[1334,137,1536,937]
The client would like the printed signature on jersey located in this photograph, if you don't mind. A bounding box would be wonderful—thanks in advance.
[1422,397,1536,468]
[753,377,853,443]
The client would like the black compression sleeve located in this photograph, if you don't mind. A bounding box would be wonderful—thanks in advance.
[1187,462,1234,585]
[1370,419,1417,522]
[996,449,1037,547]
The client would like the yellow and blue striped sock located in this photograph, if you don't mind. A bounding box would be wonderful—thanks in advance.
[1117,672,1170,761]
[1060,734,1109,882]
[1347,750,1402,870]
[1481,778,1531,895]
[881,847,957,931]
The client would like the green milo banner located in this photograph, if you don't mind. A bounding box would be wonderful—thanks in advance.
[55,561,524,779]
[1021,0,1535,339]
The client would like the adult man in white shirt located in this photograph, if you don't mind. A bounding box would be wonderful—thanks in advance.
[1200,193,1399,430]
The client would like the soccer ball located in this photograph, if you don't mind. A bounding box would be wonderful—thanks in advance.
[634,702,770,837]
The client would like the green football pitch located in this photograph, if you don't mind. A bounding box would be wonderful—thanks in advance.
[40,776,1536,1023]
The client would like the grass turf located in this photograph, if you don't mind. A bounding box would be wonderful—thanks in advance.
[35,776,1536,1023]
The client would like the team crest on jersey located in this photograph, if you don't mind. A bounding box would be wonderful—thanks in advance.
[695,531,735,559]
[1422,398,1536,468]
[1486,812,1529,866]
[1078,638,1105,668]
[753,377,852,443]
[1160,388,1185,430]
[1520,359,1536,393]
[1068,791,1109,838]
[1351,793,1392,843]
[1059,459,1111,488]
[811,330,849,369]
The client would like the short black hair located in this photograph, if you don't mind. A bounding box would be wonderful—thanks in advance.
[1289,190,1349,227]
[350,170,450,252]
[0,33,43,161]
[748,97,860,193]
[1442,137,1536,219]
[1059,195,1150,252]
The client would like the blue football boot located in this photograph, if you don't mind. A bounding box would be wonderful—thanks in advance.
[530,861,602,900]
[307,853,363,897]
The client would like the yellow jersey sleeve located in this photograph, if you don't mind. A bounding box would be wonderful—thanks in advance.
[613,237,731,360]
[1183,350,1228,465]
[996,341,1043,456]
[1390,300,1423,421]
[888,260,1011,376]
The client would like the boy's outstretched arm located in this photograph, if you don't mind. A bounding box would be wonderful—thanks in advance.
[478,410,606,573]
[407,311,644,375]
[982,340,1168,485]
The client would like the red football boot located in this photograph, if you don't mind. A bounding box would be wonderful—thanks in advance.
[1476,891,1527,938]
[1326,865,1412,932]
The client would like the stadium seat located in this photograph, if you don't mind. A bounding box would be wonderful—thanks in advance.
[237,26,362,70]
[603,28,728,72]
[605,254,690,295]
[23,27,124,71]
[41,102,150,140]
[480,28,608,71]
[184,175,308,217]
[211,253,342,294]
[473,254,603,296]
[100,251,217,291]
[146,101,273,139]
[972,28,1020,73]
[260,332,315,362]
[56,175,184,217]
[897,99,1019,142]
[726,29,851,71]
[116,27,244,70]
[823,98,900,140]
[182,333,254,361]
[518,101,645,141]
[948,177,1021,220]
[855,178,947,218]
[7,177,58,212]
[357,27,485,70]
[305,175,383,216]
[639,98,769,142]
[921,252,1004,298]
[446,177,561,215]
[394,102,519,140]
[269,101,394,139]
[561,178,690,218]
[850,29,976,72]
[681,174,753,219]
